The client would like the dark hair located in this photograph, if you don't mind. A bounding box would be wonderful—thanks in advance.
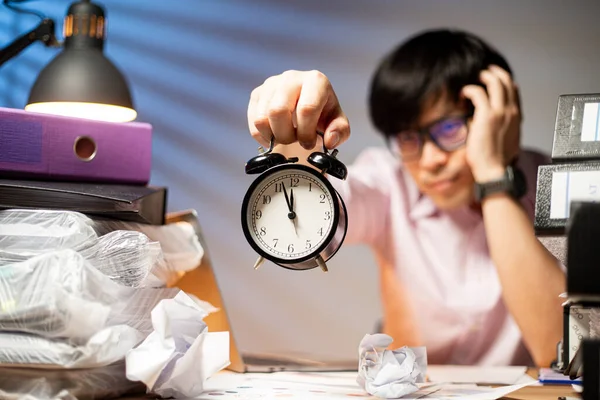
[368,29,512,138]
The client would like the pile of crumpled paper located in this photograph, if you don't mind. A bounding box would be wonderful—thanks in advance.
[0,209,230,399]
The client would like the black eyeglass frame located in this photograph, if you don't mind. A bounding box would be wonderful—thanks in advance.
[386,111,474,161]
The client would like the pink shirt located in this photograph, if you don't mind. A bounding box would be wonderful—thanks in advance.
[332,147,549,366]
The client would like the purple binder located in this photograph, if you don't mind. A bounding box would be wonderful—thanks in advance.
[0,107,152,185]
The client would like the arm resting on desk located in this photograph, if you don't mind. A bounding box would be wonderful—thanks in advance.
[482,193,565,368]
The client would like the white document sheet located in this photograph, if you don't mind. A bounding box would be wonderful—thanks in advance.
[426,365,532,385]
[194,371,535,399]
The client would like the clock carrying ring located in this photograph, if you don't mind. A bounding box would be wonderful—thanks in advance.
[245,131,348,180]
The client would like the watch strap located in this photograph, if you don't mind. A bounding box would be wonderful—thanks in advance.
[474,165,527,202]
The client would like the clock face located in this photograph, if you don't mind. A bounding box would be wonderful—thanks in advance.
[242,165,338,263]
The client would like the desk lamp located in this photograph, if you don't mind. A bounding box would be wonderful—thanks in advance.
[0,0,137,122]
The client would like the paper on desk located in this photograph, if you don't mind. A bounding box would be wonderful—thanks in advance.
[357,333,427,398]
[196,371,535,399]
[426,365,530,385]
[125,291,230,398]
[403,381,535,399]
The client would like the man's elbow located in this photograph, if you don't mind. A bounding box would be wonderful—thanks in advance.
[530,341,559,368]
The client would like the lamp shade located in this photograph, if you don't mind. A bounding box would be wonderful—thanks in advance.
[25,0,136,123]
[25,48,137,122]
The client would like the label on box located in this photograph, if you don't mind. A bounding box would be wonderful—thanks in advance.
[552,94,600,160]
[550,170,600,219]
[582,102,600,142]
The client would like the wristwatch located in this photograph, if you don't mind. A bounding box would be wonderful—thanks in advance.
[473,164,527,202]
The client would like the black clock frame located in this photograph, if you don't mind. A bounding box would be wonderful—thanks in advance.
[241,163,347,271]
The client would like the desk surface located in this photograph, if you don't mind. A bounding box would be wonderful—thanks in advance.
[505,369,579,399]
[119,368,581,399]
[198,369,580,400]
[507,384,578,399]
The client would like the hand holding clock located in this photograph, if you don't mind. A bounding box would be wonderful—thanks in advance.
[243,71,349,272]
[247,70,351,151]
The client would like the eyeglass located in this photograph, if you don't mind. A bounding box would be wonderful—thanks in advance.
[388,113,472,160]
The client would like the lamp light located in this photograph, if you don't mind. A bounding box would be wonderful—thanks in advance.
[0,0,136,122]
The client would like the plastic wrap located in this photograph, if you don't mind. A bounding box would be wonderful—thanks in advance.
[0,209,96,255]
[0,209,203,287]
[0,249,134,341]
[0,362,145,400]
[0,231,164,288]
[93,219,205,279]
[0,210,168,288]
[0,325,142,369]
[76,230,165,288]
[107,287,180,336]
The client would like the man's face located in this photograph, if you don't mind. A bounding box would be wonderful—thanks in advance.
[401,95,475,210]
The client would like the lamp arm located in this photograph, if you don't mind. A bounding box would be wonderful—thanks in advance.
[0,18,58,68]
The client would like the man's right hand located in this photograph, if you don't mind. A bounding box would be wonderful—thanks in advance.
[247,70,350,151]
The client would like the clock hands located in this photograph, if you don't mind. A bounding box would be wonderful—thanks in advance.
[281,182,298,237]
[282,182,296,219]
[290,188,298,236]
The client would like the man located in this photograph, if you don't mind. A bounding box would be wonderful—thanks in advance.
[246,29,564,367]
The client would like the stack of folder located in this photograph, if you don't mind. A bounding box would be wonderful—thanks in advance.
[0,107,177,398]
[0,106,167,224]
[535,94,600,236]
[534,93,600,376]
[534,93,600,264]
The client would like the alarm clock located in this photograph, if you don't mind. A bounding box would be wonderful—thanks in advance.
[241,134,348,272]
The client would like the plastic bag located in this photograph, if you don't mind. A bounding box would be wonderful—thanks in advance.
[0,325,142,369]
[76,230,166,288]
[93,219,204,281]
[0,361,145,400]
[0,249,134,342]
[0,209,96,255]
[0,209,203,287]
[107,287,180,336]
[0,209,168,288]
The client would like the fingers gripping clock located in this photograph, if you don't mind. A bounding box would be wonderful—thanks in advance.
[241,134,348,272]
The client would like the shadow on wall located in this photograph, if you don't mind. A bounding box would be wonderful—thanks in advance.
[0,0,382,361]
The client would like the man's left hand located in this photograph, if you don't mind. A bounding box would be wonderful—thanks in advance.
[462,65,521,182]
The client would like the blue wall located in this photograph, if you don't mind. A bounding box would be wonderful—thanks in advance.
[2,0,600,360]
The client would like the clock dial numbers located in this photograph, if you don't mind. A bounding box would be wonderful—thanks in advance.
[249,171,335,260]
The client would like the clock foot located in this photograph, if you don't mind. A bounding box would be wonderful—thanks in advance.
[253,256,265,270]
[316,255,328,272]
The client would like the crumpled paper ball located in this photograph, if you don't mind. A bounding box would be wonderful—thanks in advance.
[356,333,427,398]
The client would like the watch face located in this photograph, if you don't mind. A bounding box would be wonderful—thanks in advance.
[241,164,340,264]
